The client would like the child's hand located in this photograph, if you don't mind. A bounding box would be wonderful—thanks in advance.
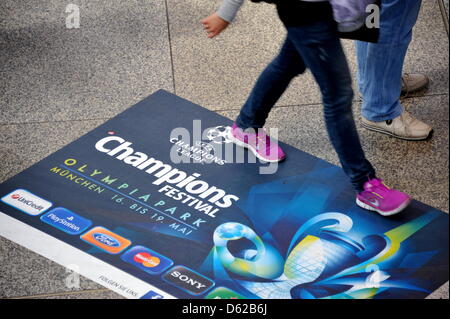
[201,13,229,38]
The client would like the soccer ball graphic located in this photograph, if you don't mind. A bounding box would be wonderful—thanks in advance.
[206,126,232,144]
[215,222,246,240]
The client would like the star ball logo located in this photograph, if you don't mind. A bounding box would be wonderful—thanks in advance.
[121,246,173,275]
[168,120,281,175]
[169,125,230,166]
[205,126,233,144]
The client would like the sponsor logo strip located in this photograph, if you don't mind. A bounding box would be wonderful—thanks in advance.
[121,245,173,275]
[0,213,175,299]
[81,226,131,254]
[40,207,92,235]
[162,266,215,296]
[1,189,52,216]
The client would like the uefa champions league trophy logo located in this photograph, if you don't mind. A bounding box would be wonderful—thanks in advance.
[210,213,408,299]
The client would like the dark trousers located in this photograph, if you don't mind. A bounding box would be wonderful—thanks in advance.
[236,20,376,191]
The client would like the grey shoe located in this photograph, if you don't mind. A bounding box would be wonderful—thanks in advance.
[401,73,430,96]
[361,111,433,141]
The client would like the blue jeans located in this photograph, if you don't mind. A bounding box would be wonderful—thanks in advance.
[236,20,376,191]
[356,0,422,121]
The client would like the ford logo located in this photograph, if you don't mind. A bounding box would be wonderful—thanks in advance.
[93,233,120,247]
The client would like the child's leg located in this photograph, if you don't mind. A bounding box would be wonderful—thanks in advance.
[236,37,306,130]
[286,21,375,191]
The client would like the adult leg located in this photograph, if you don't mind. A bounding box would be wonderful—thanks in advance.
[357,0,422,122]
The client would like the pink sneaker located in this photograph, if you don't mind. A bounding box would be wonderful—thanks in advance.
[229,123,286,163]
[356,178,411,216]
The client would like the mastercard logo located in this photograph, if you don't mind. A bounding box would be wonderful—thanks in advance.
[121,246,173,275]
[134,252,161,268]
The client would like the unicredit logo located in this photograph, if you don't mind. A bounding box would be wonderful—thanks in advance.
[1,189,53,216]
[13,195,44,211]
[14,196,45,211]
[93,233,120,247]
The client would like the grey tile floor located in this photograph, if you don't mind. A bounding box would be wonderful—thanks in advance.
[0,0,448,299]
